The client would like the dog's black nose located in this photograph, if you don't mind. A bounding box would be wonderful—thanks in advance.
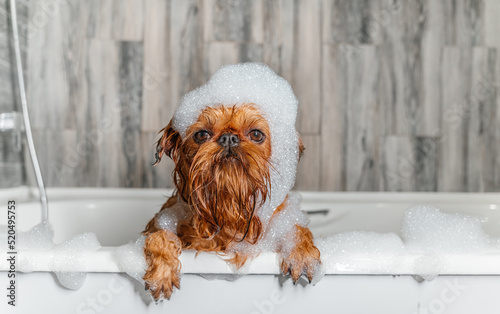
[217,133,240,148]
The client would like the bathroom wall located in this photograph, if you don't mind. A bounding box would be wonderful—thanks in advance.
[11,0,500,191]
[0,0,26,188]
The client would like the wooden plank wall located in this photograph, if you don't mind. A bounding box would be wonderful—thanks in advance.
[2,0,500,191]
[0,0,27,187]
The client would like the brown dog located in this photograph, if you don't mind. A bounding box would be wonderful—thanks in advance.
[142,65,321,301]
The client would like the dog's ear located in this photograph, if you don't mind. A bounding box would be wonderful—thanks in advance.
[153,121,182,166]
[298,132,305,160]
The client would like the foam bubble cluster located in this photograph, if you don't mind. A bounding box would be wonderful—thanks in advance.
[258,193,309,255]
[13,223,101,290]
[115,235,147,284]
[17,222,54,250]
[401,205,492,252]
[171,63,300,224]
[318,205,499,280]
[316,231,405,274]
[401,205,494,280]
[156,200,189,233]
[52,233,101,290]
[227,192,309,260]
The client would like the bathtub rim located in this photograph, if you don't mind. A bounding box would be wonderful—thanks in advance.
[3,185,500,204]
[2,186,500,276]
[3,247,500,276]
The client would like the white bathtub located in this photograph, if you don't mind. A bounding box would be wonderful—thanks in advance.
[1,187,500,314]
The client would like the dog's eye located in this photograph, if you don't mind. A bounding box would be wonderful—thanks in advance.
[248,130,265,143]
[194,130,211,144]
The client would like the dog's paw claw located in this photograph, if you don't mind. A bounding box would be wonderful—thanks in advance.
[280,245,321,283]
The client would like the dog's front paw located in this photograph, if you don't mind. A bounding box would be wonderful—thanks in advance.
[143,230,182,300]
[144,269,180,301]
[280,226,321,283]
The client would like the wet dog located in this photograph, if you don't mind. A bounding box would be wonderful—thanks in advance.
[142,64,321,300]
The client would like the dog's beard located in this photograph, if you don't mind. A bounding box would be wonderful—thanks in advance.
[186,145,270,244]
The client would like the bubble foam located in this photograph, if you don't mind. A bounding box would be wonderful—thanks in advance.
[227,192,310,267]
[11,222,102,290]
[317,205,498,280]
[52,232,101,290]
[115,235,147,284]
[156,200,189,233]
[316,231,406,274]
[401,205,492,253]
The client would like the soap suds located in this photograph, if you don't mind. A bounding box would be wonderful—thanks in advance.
[155,200,189,234]
[316,231,405,274]
[115,235,147,284]
[401,205,492,252]
[52,232,101,290]
[7,222,101,290]
[317,205,498,280]
[227,192,309,259]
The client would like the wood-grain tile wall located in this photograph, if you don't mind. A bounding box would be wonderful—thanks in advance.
[0,0,26,188]
[2,0,500,192]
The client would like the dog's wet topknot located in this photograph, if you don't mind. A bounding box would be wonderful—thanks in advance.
[171,63,300,223]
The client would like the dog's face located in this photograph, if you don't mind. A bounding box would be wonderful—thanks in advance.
[155,104,276,243]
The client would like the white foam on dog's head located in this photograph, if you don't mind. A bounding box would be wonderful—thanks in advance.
[172,63,300,223]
